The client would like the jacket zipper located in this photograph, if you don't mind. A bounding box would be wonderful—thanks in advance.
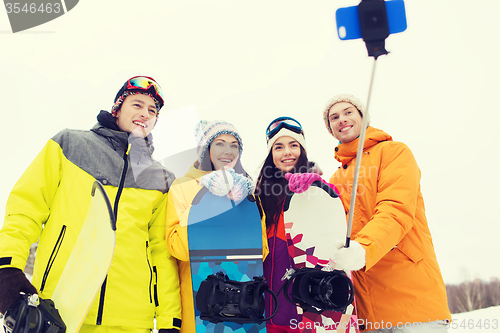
[268,218,296,326]
[269,223,278,325]
[146,241,153,303]
[152,266,159,307]
[146,241,159,306]
[96,143,130,325]
[40,225,67,292]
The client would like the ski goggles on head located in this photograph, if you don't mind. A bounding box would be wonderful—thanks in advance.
[266,117,303,141]
[125,76,164,106]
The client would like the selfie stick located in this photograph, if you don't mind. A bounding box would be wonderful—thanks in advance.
[345,60,376,248]
[344,0,392,248]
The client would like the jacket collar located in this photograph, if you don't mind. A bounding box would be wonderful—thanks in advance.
[186,163,212,180]
[334,126,392,165]
[92,111,155,155]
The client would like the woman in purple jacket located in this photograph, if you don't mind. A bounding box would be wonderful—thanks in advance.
[255,117,325,333]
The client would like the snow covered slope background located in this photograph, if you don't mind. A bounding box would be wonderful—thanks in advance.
[0,0,499,287]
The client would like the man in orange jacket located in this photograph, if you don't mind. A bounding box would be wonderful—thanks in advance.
[323,94,452,332]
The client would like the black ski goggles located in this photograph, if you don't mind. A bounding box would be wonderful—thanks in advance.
[265,117,303,142]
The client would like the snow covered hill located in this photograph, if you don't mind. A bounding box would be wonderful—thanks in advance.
[449,306,500,332]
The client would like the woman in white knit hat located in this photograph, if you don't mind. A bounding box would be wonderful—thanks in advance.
[165,120,257,333]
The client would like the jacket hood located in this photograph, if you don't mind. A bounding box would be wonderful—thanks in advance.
[93,110,155,155]
[334,126,392,165]
[96,110,121,131]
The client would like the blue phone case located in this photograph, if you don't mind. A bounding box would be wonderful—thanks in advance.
[336,0,407,40]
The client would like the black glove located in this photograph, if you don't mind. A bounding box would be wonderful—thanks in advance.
[158,329,180,333]
[0,267,38,314]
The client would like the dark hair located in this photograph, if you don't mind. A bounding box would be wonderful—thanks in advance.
[198,144,250,177]
[255,145,309,229]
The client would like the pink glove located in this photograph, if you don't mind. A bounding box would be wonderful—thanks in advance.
[285,173,323,194]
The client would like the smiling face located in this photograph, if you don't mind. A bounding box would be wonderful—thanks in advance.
[272,136,301,172]
[328,102,363,144]
[209,134,240,170]
[115,94,158,137]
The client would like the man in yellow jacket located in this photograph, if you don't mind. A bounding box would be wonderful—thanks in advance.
[323,94,452,332]
[0,76,182,333]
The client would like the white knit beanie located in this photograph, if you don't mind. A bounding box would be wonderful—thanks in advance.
[322,93,370,136]
[267,128,307,153]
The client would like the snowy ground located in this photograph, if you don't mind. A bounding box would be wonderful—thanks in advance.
[449,306,500,332]
[1,306,499,332]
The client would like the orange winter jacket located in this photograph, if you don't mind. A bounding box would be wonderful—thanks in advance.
[330,127,451,331]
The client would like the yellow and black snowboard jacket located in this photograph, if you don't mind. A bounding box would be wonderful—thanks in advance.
[0,121,182,330]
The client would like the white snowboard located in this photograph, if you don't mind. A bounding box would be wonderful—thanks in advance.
[283,181,359,333]
[283,181,347,269]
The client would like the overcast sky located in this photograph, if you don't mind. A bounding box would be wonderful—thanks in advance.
[1,0,499,285]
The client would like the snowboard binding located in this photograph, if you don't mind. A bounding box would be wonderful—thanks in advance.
[280,267,355,314]
[3,293,66,333]
[195,272,278,324]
